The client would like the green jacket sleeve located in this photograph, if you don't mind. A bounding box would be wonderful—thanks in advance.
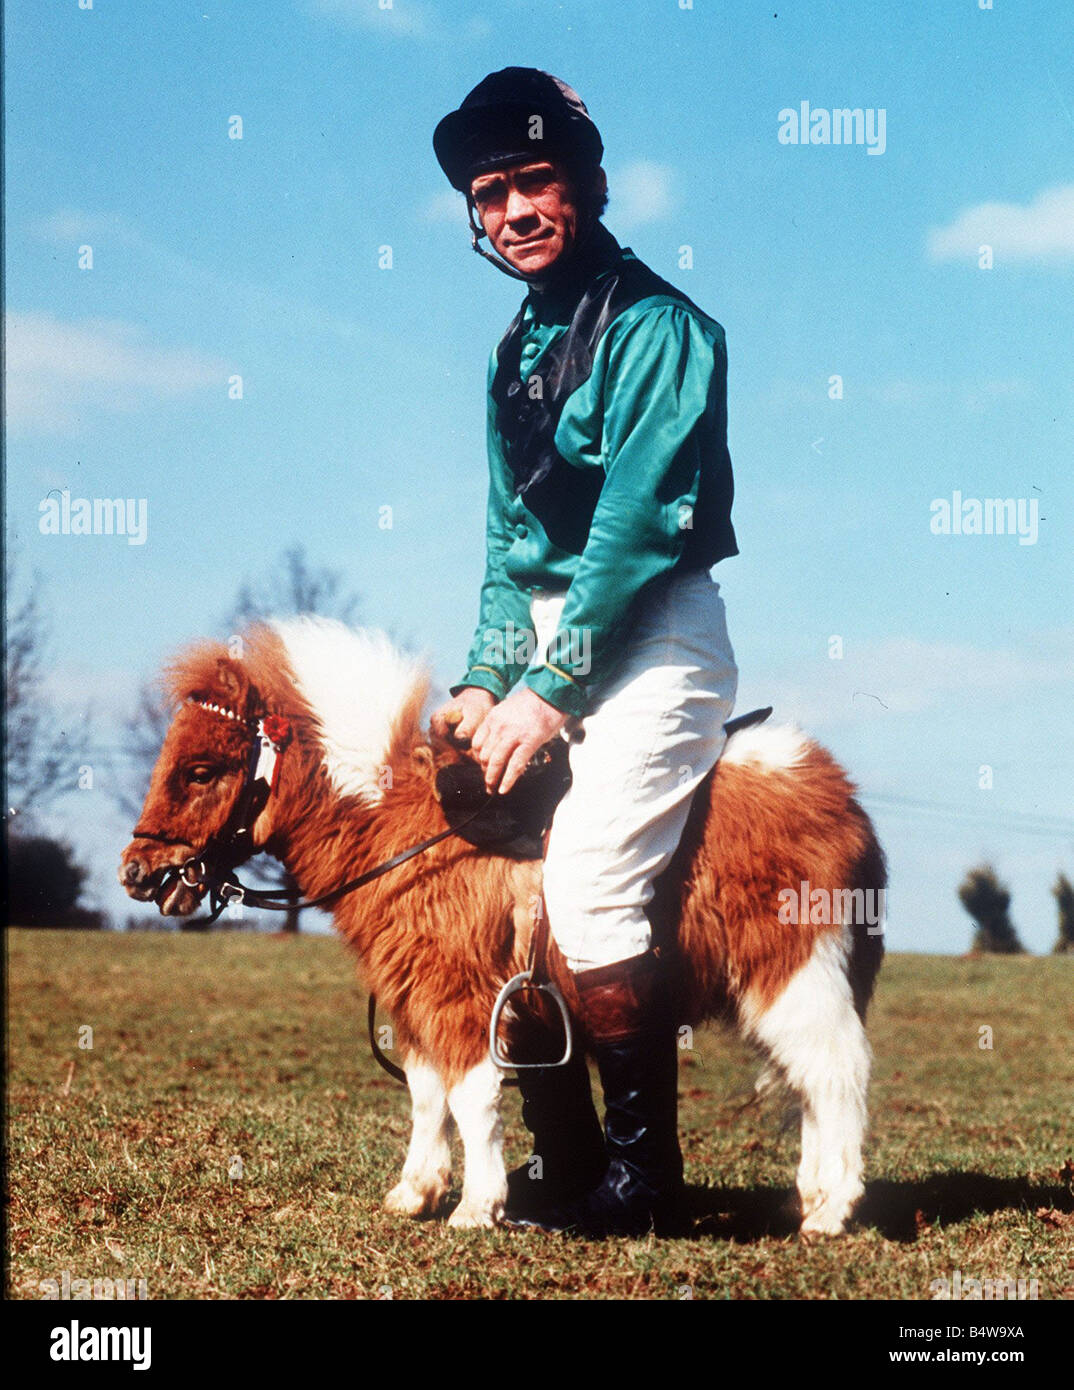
[523,302,725,716]
[450,354,533,701]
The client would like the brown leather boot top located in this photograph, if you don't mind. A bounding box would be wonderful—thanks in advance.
[574,950,671,1044]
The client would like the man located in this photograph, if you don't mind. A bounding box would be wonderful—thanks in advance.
[430,68,739,1236]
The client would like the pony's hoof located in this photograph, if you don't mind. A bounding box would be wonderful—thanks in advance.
[384,1178,447,1218]
[448,1199,503,1229]
[799,1182,862,1236]
[799,1203,853,1237]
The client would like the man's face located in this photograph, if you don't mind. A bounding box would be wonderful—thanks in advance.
[469,159,580,278]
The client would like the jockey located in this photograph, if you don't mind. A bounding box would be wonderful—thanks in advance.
[430,68,739,1237]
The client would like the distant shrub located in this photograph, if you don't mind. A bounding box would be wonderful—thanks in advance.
[958,865,1025,955]
[1053,872,1074,956]
[5,834,105,929]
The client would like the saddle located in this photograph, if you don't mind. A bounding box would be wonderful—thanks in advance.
[435,706,772,860]
[435,738,573,860]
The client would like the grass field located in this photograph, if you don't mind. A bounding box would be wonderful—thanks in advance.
[7,930,1072,1301]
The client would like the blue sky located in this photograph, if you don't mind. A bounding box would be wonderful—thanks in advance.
[5,0,1073,949]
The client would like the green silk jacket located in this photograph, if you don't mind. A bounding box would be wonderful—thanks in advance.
[452,227,737,718]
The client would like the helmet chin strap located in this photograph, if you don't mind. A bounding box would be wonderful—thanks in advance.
[466,194,600,286]
[467,196,529,281]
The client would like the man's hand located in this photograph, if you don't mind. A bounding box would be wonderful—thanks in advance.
[430,687,496,746]
[471,685,568,795]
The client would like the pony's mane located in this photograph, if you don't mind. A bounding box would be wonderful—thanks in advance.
[165,617,430,806]
[268,616,429,805]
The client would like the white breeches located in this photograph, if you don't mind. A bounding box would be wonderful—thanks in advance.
[532,569,738,973]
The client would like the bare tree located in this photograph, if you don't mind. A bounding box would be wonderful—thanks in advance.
[4,559,87,832]
[228,544,360,632]
[116,546,361,932]
[111,680,173,825]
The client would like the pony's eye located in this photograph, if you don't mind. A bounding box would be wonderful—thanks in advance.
[186,765,217,786]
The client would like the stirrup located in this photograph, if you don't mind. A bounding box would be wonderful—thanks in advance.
[489,971,574,1071]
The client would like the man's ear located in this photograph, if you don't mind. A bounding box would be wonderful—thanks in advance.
[588,166,608,219]
[466,192,487,236]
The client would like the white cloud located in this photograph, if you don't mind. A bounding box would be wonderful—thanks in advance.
[5,312,227,436]
[310,0,490,41]
[961,377,1036,412]
[754,376,1035,414]
[29,208,362,343]
[309,0,435,39]
[869,379,948,407]
[871,377,1035,410]
[609,160,676,229]
[422,188,468,224]
[927,183,1074,263]
[757,635,1074,728]
[33,209,113,244]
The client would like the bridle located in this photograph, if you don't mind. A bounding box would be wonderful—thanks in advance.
[134,700,486,927]
[136,702,291,922]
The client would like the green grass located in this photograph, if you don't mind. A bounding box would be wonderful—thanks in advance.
[7,931,1072,1300]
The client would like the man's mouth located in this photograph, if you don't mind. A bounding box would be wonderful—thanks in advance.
[509,233,552,250]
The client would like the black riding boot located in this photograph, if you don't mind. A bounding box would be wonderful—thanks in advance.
[504,1046,608,1221]
[506,951,684,1237]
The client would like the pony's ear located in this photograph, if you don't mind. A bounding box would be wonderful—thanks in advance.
[166,642,256,717]
[216,658,248,708]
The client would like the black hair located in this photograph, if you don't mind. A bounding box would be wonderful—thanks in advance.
[570,162,609,223]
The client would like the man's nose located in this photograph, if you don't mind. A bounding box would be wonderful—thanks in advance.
[505,187,537,222]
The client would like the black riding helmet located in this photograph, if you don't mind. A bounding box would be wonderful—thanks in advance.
[434,67,603,190]
[433,67,605,279]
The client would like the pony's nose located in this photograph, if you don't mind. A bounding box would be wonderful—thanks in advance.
[119,855,147,888]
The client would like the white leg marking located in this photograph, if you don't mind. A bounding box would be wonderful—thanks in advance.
[445,1059,506,1229]
[383,1054,453,1218]
[740,930,871,1235]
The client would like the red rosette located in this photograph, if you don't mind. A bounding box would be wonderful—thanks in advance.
[261,714,292,749]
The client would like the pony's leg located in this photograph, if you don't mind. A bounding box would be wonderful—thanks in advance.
[445,1058,506,1229]
[741,930,870,1235]
[383,1053,453,1218]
